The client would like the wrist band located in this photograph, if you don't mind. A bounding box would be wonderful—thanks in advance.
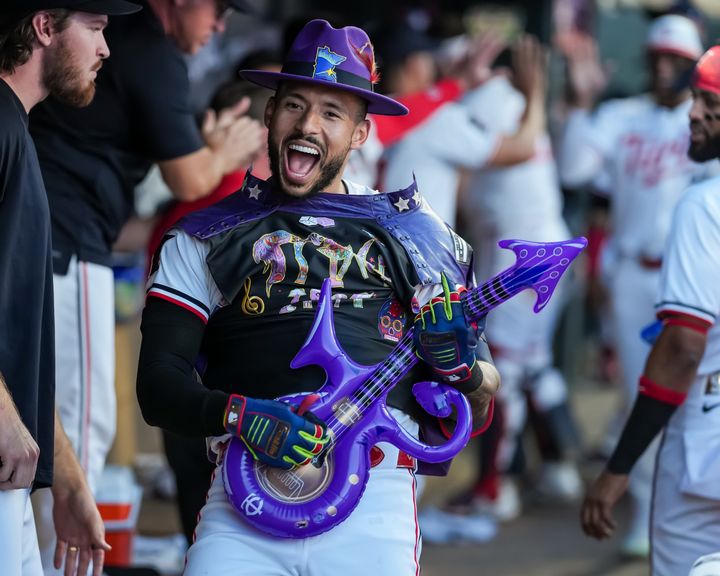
[606,376,685,474]
[224,394,246,436]
[433,359,481,393]
[638,375,687,405]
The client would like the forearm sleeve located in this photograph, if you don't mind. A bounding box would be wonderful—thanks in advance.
[605,392,679,474]
[137,297,228,437]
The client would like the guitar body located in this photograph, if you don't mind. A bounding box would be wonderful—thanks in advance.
[223,237,587,538]
[223,281,471,538]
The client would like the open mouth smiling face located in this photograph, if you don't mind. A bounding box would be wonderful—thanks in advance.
[283,141,323,189]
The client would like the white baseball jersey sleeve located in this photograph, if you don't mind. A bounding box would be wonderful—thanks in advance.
[656,177,720,377]
[147,229,225,322]
[461,76,568,238]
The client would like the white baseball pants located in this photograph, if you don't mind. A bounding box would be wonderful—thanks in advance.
[33,257,116,575]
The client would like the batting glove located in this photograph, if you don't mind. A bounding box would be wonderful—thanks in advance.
[224,394,329,469]
[414,274,483,389]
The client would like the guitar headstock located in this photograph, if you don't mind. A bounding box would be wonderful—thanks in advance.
[498,237,587,312]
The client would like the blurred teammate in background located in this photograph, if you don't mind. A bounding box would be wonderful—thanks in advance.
[559,13,713,556]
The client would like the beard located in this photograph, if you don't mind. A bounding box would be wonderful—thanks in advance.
[267,131,347,201]
[43,35,99,108]
[689,126,720,163]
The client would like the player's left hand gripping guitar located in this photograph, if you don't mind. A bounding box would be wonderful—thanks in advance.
[223,237,587,538]
[224,395,329,469]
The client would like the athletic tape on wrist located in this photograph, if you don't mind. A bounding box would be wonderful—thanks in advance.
[224,394,247,436]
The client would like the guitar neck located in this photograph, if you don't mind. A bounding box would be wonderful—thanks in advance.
[348,331,418,412]
[345,267,543,421]
[462,268,519,322]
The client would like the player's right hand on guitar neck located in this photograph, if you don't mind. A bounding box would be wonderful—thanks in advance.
[223,394,329,470]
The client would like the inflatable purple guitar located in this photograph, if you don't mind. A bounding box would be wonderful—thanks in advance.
[223,237,587,538]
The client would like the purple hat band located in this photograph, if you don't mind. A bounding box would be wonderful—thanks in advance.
[240,19,408,116]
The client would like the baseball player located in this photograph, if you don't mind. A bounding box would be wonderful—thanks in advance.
[136,19,499,576]
[0,2,139,575]
[581,45,720,576]
[458,72,581,519]
[559,14,713,555]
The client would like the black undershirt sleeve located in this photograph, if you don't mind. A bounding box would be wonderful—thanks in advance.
[137,297,229,437]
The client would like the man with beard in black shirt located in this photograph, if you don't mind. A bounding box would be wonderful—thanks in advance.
[0,2,139,574]
[28,1,264,571]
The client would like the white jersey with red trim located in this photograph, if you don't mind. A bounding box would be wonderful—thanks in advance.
[656,175,720,391]
[561,96,718,261]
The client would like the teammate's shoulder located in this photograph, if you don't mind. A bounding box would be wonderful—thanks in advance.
[681,175,720,206]
[0,93,27,143]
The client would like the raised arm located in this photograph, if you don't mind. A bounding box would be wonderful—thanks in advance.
[558,34,611,187]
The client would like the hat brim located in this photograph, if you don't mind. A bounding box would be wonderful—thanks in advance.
[648,44,700,61]
[240,69,409,116]
[73,0,141,15]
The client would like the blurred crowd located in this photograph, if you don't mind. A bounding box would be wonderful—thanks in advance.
[5,0,720,574]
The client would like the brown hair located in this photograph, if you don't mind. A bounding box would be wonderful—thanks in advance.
[0,10,72,74]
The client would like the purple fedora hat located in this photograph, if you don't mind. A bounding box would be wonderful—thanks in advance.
[240,19,408,116]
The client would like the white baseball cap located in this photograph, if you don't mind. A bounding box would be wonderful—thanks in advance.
[688,552,720,576]
[647,14,703,60]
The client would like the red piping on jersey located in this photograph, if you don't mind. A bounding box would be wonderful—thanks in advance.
[657,309,714,332]
[411,471,420,576]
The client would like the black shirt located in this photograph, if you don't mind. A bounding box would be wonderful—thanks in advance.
[201,211,423,406]
[30,5,204,272]
[0,79,56,489]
